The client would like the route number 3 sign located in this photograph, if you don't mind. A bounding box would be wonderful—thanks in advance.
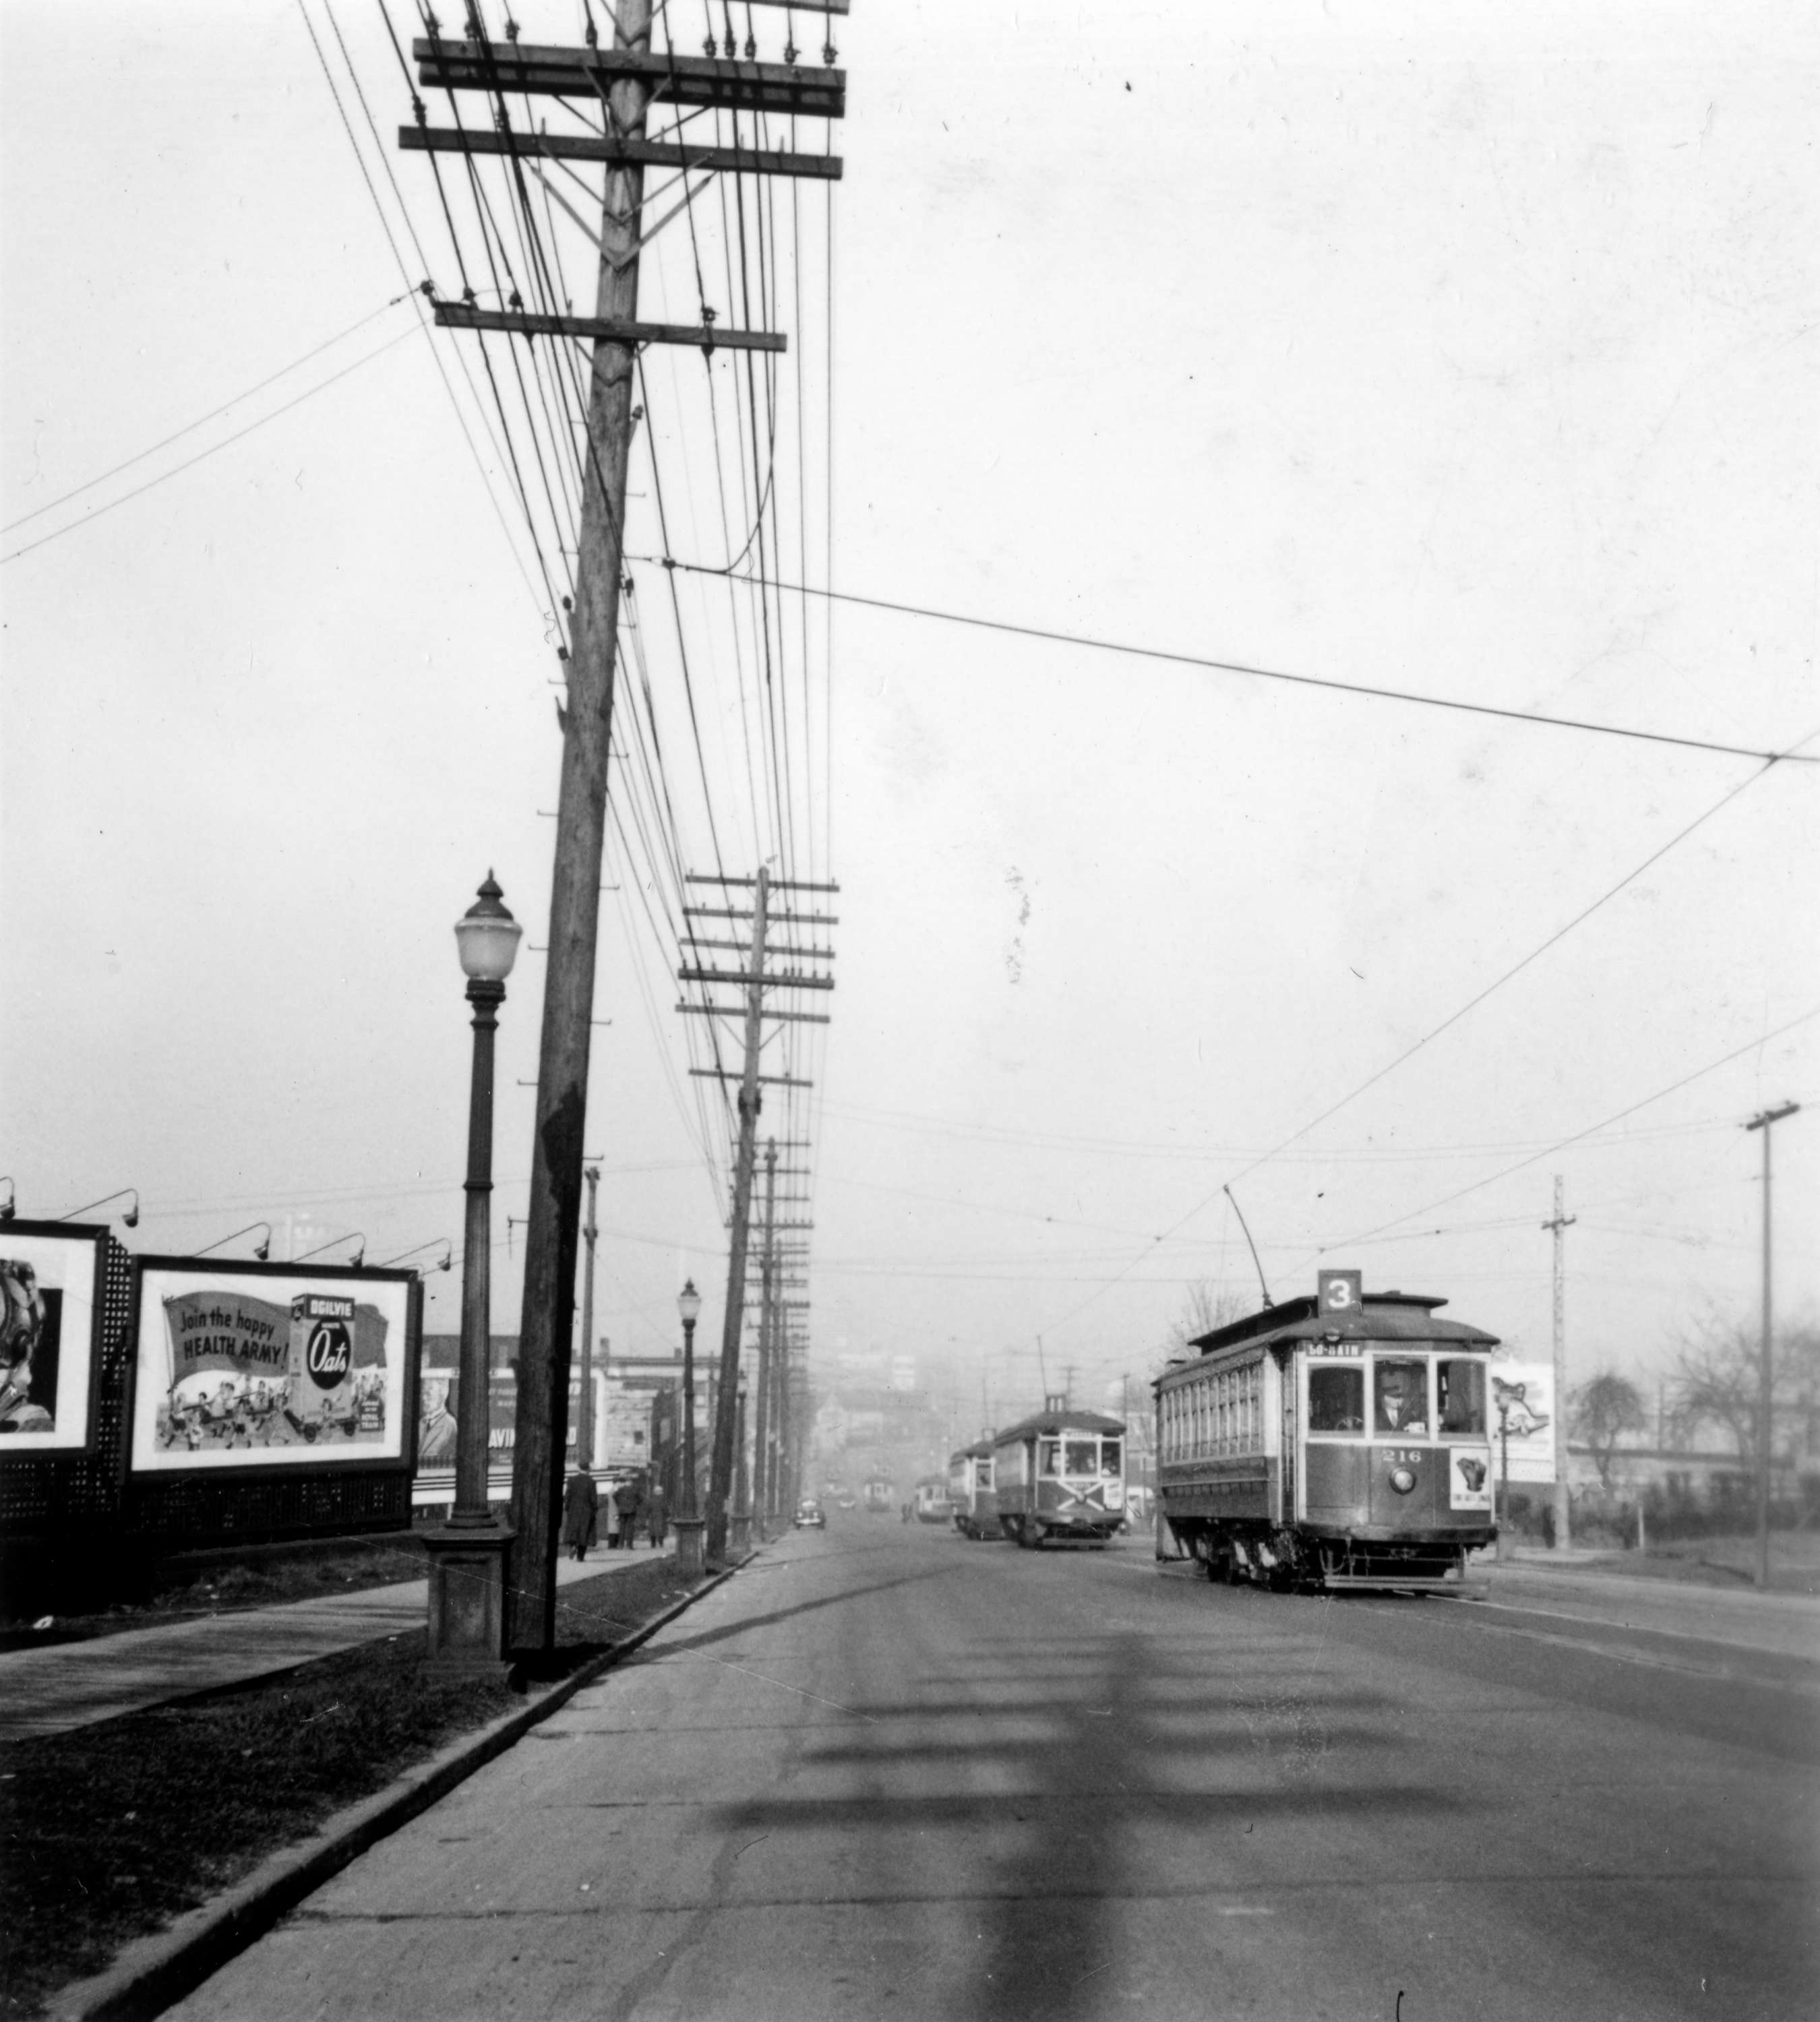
[1316,1269,1363,1315]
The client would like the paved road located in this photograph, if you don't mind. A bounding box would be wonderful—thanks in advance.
[172,1519,1819,2021]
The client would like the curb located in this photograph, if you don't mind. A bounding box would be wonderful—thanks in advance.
[45,1554,755,2022]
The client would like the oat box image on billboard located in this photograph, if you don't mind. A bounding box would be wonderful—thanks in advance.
[128,1260,416,1473]
[0,1221,109,1453]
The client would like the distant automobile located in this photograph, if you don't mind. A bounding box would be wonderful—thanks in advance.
[835,1493,857,1510]
[793,1499,826,1529]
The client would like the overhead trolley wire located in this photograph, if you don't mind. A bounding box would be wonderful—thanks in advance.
[1318,1002,1820,1255]
[1019,731,1815,1340]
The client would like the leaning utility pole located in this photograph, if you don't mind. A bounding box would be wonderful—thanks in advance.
[402,8,847,1648]
[1542,1175,1576,1551]
[1745,1102,1800,1589]
[678,871,835,1558]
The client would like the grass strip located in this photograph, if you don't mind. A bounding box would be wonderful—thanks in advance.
[0,1554,702,2018]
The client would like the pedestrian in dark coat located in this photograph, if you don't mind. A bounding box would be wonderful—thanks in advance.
[562,1470,599,1561]
[613,1475,642,1548]
[645,1484,667,1549]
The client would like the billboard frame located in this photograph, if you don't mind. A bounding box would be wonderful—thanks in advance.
[0,1219,111,1455]
[124,1255,422,1485]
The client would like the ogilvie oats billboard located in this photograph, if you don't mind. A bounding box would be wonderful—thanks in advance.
[127,1258,419,1474]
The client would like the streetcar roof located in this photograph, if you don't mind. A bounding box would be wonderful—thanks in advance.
[1184,1291,1500,1359]
[949,1438,994,1462]
[992,1408,1125,1443]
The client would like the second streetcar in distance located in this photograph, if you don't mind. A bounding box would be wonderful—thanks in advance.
[992,1403,1126,1548]
[948,1437,1002,1539]
[1155,1269,1498,1592]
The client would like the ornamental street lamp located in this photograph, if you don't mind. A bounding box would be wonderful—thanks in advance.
[673,1278,706,1576]
[424,873,522,1676]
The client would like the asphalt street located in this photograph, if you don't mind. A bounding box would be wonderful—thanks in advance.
[169,1518,1819,2021]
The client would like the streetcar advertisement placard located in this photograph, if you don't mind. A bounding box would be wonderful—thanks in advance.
[0,1221,106,1452]
[128,1260,415,1472]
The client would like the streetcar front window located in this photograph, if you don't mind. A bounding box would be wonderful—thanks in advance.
[1100,1439,1122,1475]
[1064,1439,1098,1475]
[1308,1364,1365,1433]
[1039,1439,1062,1476]
[1374,1359,1430,1435]
[978,1458,994,1488]
[1438,1359,1487,1434]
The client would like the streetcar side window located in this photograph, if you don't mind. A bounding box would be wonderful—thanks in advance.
[1308,1364,1365,1434]
[1101,1438,1122,1475]
[1438,1359,1486,1434]
[1039,1439,1062,1476]
[1374,1358,1430,1435]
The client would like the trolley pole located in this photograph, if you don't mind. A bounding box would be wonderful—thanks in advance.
[1745,1103,1800,1589]
[1542,1175,1576,1551]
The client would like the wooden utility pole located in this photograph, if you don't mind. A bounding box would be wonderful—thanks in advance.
[678,873,835,1558]
[578,1163,600,1471]
[1542,1175,1576,1551]
[753,1139,778,1527]
[1745,1103,1800,1588]
[402,13,847,1647]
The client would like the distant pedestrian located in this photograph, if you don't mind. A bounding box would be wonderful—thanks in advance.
[562,1470,599,1562]
[646,1484,667,1550]
[602,1489,621,1550]
[614,1475,642,1548]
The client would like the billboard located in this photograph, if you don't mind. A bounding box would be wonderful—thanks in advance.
[128,1259,417,1473]
[415,1366,662,1472]
[0,1221,107,1452]
[1489,1359,1557,1486]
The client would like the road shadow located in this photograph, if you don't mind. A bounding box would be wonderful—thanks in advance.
[712,1621,1461,2021]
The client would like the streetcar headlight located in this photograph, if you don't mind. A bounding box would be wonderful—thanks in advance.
[1389,1466,1417,1495]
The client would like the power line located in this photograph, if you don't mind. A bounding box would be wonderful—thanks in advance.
[2,328,418,566]
[1,295,409,535]
[636,559,1820,768]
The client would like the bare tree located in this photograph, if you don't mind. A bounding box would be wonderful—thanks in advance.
[1153,1281,1251,1376]
[1671,1308,1820,1473]
[1570,1372,1647,1495]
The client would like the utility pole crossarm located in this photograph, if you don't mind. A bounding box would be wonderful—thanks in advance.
[687,874,842,894]
[681,907,840,925]
[401,127,843,182]
[432,302,785,353]
[675,1004,831,1024]
[414,41,847,118]
[677,967,835,990]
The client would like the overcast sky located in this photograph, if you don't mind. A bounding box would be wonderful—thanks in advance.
[3,0,1815,1434]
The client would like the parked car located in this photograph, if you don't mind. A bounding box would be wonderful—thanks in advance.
[793,1499,826,1529]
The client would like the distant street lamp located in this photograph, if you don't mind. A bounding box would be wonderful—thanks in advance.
[673,1278,706,1575]
[424,873,522,1676]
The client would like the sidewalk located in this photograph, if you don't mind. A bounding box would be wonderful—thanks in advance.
[0,1545,671,1744]
[1469,1551,1820,1663]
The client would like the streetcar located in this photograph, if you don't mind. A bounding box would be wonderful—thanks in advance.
[1154,1270,1497,1592]
[992,1402,1126,1548]
[913,1475,956,1524]
[947,1437,1003,1539]
[861,1473,894,1514]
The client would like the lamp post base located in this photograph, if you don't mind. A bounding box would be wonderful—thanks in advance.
[671,1516,706,1577]
[729,1509,752,1556]
[421,1520,516,1678]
